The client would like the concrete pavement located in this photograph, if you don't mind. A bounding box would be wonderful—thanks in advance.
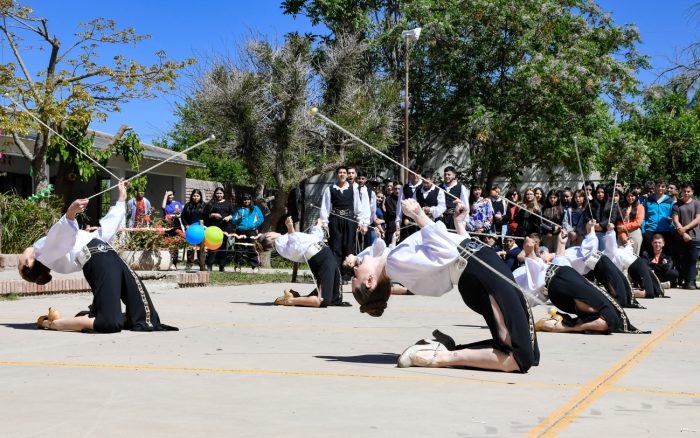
[0,282,698,437]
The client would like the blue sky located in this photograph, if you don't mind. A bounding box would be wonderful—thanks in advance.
[2,0,698,144]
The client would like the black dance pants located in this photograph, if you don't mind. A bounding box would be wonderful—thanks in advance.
[457,246,540,373]
[306,246,343,306]
[82,239,177,333]
[547,265,623,332]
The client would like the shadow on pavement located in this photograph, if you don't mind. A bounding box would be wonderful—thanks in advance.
[315,353,398,364]
[1,323,39,330]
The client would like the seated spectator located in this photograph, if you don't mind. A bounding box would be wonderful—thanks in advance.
[497,235,521,271]
[641,234,679,288]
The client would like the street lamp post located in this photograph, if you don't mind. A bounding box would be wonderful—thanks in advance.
[401,27,421,184]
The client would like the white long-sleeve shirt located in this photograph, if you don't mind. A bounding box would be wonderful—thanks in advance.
[356,238,390,262]
[602,230,637,271]
[385,221,468,297]
[513,257,549,306]
[562,232,599,275]
[274,225,325,263]
[319,183,370,225]
[34,201,126,273]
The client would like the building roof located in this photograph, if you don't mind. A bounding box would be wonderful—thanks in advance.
[2,128,207,168]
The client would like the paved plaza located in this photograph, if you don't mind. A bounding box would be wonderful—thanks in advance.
[1,281,699,437]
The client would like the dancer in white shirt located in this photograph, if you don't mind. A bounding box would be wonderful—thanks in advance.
[19,180,177,333]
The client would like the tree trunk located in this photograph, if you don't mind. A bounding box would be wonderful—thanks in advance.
[31,133,50,193]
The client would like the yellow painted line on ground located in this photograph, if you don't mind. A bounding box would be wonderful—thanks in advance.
[608,386,700,397]
[525,303,700,438]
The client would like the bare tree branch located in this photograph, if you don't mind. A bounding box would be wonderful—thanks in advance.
[11,131,34,160]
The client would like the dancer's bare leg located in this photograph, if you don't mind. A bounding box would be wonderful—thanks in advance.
[539,299,609,333]
[413,296,520,372]
[41,315,94,332]
[284,296,322,307]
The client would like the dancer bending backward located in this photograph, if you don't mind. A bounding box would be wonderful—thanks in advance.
[19,180,178,333]
[601,227,666,299]
[260,217,347,307]
[352,198,540,373]
[514,231,647,334]
[563,219,639,309]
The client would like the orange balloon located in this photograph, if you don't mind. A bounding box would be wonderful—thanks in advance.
[203,239,222,250]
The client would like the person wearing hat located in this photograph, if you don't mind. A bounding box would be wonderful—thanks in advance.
[18,180,178,333]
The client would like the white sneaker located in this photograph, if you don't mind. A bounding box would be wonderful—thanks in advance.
[661,281,671,289]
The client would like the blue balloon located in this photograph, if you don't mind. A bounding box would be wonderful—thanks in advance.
[185,224,206,245]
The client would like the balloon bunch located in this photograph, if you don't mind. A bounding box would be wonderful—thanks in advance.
[185,224,224,249]
[29,184,54,202]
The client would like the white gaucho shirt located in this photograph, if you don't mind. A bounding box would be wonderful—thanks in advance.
[33,201,126,273]
[385,221,469,297]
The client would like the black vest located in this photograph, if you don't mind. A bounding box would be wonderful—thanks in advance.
[384,195,398,221]
[330,185,354,210]
[402,183,417,200]
[416,187,439,207]
[441,183,463,210]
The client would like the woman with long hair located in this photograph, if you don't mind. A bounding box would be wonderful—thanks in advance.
[541,189,563,252]
[515,188,541,238]
[616,189,644,256]
[182,189,206,271]
[232,193,265,271]
[466,184,494,234]
[505,188,521,237]
[203,187,235,271]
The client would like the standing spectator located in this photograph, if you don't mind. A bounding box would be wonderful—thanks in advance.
[566,189,588,246]
[589,184,618,251]
[415,169,446,223]
[395,166,422,240]
[383,180,394,197]
[232,193,265,271]
[126,189,151,228]
[672,183,700,289]
[162,190,184,271]
[182,189,206,271]
[667,182,679,203]
[641,178,675,256]
[505,188,521,237]
[373,190,386,242]
[320,166,368,271]
[514,188,541,239]
[383,182,399,245]
[560,188,573,244]
[642,234,679,288]
[204,187,235,272]
[533,187,544,204]
[490,185,508,237]
[355,170,375,252]
[583,181,595,202]
[540,189,563,252]
[466,184,493,234]
[616,189,644,256]
[438,166,468,231]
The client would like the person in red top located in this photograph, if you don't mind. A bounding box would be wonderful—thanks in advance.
[616,189,645,255]
[504,188,520,238]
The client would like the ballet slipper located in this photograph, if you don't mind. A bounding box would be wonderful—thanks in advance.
[535,318,561,333]
[273,290,296,306]
[397,342,447,368]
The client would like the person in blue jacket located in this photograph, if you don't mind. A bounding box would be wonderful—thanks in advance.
[641,178,675,256]
[232,193,265,271]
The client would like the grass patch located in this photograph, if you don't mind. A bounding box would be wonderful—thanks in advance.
[0,293,19,301]
[209,271,297,285]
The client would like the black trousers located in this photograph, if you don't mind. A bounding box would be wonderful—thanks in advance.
[82,239,177,333]
[547,265,623,332]
[628,257,661,298]
[457,246,540,373]
[206,234,230,269]
[328,214,357,269]
[592,255,634,308]
[233,229,259,268]
[306,246,343,306]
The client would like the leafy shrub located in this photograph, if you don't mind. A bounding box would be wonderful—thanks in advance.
[0,193,64,254]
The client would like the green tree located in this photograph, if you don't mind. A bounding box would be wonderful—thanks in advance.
[613,87,700,185]
[168,33,398,229]
[284,0,648,186]
[0,1,194,192]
